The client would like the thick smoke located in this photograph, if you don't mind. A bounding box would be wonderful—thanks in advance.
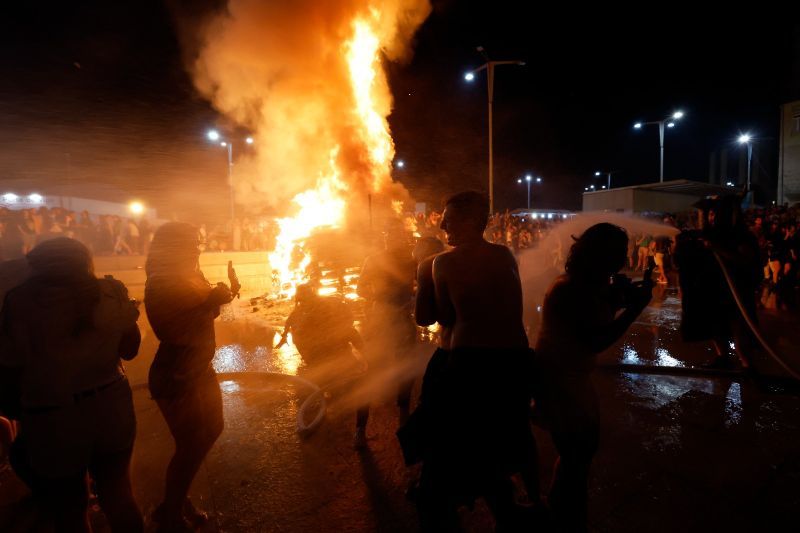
[190,0,431,215]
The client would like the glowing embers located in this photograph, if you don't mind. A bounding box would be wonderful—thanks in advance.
[268,152,348,300]
[418,322,441,343]
[315,267,361,301]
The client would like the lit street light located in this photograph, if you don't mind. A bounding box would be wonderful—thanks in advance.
[396,159,405,168]
[465,46,526,214]
[633,110,685,182]
[594,170,614,190]
[738,133,754,190]
[516,174,542,209]
[206,129,254,227]
[129,201,145,215]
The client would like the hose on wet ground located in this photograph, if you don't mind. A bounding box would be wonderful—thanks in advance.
[596,252,800,386]
[213,371,328,434]
[711,251,800,382]
[215,371,367,435]
[293,371,367,435]
[205,371,366,435]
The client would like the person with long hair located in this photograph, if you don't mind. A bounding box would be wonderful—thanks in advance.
[144,222,233,532]
[534,223,652,531]
[0,237,143,532]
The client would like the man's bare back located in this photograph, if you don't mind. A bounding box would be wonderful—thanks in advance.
[433,239,528,349]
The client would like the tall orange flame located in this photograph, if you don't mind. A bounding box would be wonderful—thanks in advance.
[191,1,431,298]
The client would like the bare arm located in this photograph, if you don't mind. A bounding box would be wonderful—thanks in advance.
[275,309,297,348]
[546,280,651,355]
[348,327,365,353]
[415,256,437,326]
[432,255,456,328]
[586,306,644,353]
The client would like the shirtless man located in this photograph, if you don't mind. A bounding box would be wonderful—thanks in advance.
[432,192,528,350]
[413,191,536,531]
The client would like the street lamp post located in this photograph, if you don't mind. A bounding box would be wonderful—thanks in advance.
[594,170,614,190]
[738,134,753,190]
[207,130,254,227]
[465,46,525,214]
[633,111,684,182]
[516,174,542,209]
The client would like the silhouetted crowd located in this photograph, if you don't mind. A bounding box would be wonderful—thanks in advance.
[0,194,796,532]
[0,207,153,260]
[746,205,799,311]
[484,211,565,253]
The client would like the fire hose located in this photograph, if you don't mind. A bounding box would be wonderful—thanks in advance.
[213,372,326,434]
[711,251,800,382]
[212,370,367,435]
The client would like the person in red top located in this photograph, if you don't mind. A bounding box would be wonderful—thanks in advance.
[144,222,234,532]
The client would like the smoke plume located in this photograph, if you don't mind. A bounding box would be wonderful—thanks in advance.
[190,0,431,215]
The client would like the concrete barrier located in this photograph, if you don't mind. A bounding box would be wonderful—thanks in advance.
[94,251,273,299]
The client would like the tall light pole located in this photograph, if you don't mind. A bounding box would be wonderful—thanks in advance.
[465,46,525,214]
[738,133,753,190]
[207,129,254,227]
[516,174,542,209]
[633,110,684,182]
[594,170,614,190]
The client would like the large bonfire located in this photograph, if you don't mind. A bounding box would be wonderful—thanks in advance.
[191,0,431,298]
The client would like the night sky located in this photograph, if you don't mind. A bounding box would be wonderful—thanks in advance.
[1,1,798,219]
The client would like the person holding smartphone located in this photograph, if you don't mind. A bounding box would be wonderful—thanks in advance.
[534,223,653,531]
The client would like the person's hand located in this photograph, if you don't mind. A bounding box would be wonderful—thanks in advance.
[208,283,233,307]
